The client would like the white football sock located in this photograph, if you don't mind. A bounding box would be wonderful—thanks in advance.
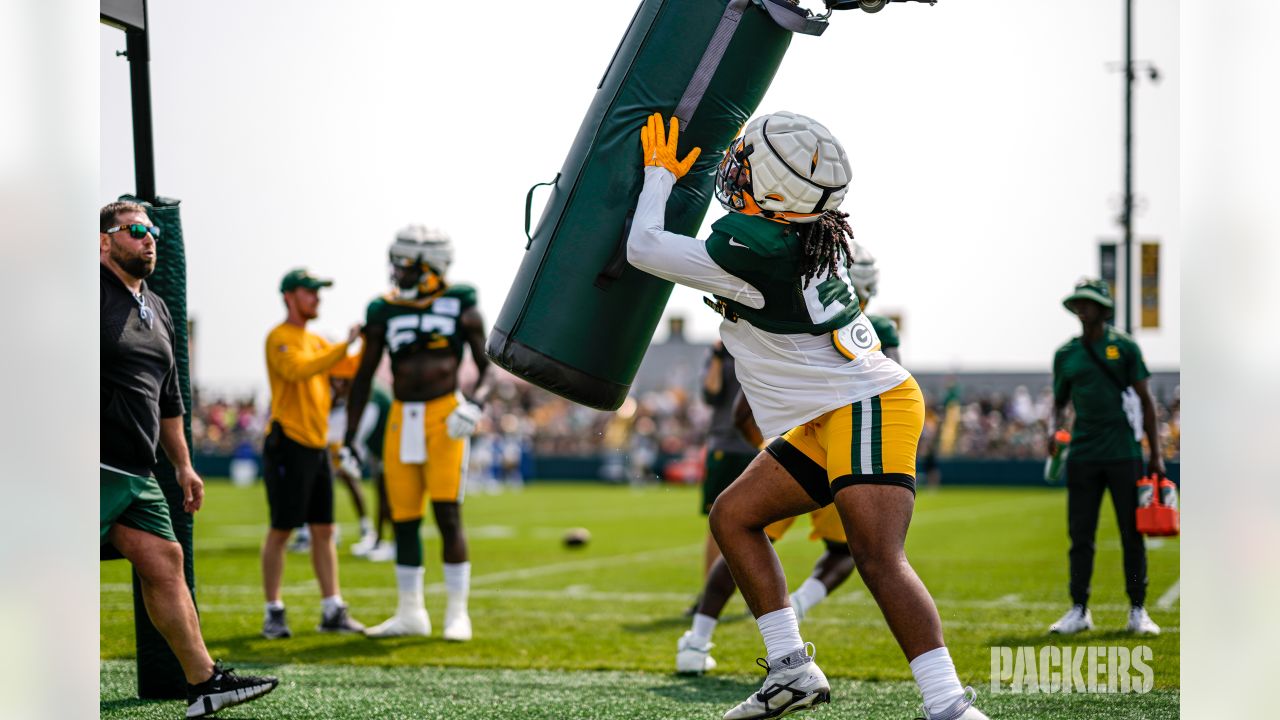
[691,613,718,644]
[394,564,425,611]
[360,517,373,534]
[790,578,828,619]
[756,607,804,665]
[321,594,345,616]
[443,562,471,612]
[910,646,965,717]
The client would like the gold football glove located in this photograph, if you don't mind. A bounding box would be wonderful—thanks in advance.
[640,112,702,180]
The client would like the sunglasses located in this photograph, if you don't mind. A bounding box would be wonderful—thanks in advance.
[107,223,162,240]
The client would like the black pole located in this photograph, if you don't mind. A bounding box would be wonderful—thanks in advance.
[123,2,156,202]
[1122,0,1133,333]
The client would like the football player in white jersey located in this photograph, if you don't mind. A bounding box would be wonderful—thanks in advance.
[627,112,987,720]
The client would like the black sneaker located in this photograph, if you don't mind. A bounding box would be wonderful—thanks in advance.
[262,607,291,639]
[317,603,365,633]
[186,662,278,718]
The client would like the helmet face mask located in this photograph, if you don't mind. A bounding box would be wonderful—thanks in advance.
[715,111,851,224]
[713,138,754,214]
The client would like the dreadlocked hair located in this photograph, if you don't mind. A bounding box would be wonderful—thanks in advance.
[788,210,855,286]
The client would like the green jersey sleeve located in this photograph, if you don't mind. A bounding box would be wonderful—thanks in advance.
[869,315,900,349]
[365,297,390,327]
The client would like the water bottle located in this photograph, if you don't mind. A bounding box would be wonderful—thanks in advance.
[1158,477,1178,511]
[1043,430,1072,484]
[1136,474,1155,509]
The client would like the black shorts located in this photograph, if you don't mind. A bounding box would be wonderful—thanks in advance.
[262,422,334,530]
[701,449,756,515]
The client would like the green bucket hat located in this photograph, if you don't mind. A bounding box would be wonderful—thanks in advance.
[1062,278,1114,314]
[280,267,334,293]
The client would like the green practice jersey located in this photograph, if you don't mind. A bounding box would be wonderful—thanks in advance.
[1053,327,1149,462]
[704,213,862,335]
[365,285,477,365]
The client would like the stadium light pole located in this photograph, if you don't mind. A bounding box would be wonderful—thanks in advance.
[1112,0,1159,333]
[1122,0,1132,333]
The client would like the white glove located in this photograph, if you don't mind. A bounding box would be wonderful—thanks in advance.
[446,399,483,439]
[337,444,363,479]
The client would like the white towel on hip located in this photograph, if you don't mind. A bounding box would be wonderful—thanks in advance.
[400,402,427,464]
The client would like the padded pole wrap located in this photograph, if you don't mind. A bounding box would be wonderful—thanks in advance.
[488,0,794,410]
[124,195,197,699]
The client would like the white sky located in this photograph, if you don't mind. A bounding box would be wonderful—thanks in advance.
[100,0,1180,396]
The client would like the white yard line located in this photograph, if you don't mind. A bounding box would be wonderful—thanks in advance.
[1155,578,1180,610]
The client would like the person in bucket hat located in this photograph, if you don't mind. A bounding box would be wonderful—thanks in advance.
[1048,278,1165,637]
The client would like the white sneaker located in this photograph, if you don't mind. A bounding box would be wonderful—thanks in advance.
[442,606,472,642]
[1127,606,1161,636]
[1048,604,1093,635]
[350,530,379,557]
[364,608,431,638]
[287,530,310,554]
[919,687,990,720]
[676,631,717,675]
[365,542,396,562]
[722,644,830,720]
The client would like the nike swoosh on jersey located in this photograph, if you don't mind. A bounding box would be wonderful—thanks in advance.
[728,238,750,249]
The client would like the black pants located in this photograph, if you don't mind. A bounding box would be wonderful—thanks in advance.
[1066,459,1147,608]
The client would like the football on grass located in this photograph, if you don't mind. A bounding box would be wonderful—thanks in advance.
[563,528,591,548]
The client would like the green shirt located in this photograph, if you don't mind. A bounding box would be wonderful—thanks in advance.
[1053,327,1149,462]
[869,314,899,350]
[364,285,477,367]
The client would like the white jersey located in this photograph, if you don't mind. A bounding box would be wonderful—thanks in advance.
[627,167,910,437]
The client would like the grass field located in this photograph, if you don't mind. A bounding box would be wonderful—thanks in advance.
[101,481,1180,719]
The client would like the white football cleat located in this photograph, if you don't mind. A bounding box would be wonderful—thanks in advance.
[442,606,472,642]
[1048,604,1093,635]
[350,530,379,557]
[918,687,989,720]
[365,542,396,562]
[676,631,717,675]
[364,608,431,638]
[1127,606,1161,636]
[722,644,830,720]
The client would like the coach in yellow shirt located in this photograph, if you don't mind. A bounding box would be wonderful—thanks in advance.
[260,268,365,638]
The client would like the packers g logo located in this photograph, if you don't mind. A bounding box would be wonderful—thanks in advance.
[1106,345,1120,360]
[852,323,873,349]
[831,315,879,361]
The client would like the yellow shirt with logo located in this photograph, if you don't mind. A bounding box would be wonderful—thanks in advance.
[265,322,349,449]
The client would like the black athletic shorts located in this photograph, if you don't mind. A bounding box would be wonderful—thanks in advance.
[262,422,334,530]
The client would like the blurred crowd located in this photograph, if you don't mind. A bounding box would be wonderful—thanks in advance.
[190,393,264,457]
[191,375,1180,466]
[920,384,1180,462]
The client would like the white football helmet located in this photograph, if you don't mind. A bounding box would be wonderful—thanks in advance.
[848,242,879,303]
[389,224,453,276]
[714,111,851,224]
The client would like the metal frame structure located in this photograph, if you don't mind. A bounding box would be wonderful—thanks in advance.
[101,0,156,202]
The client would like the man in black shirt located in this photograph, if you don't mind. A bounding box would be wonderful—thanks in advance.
[100,201,277,717]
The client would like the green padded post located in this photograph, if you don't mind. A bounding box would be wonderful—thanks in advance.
[123,195,196,699]
[488,0,794,410]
